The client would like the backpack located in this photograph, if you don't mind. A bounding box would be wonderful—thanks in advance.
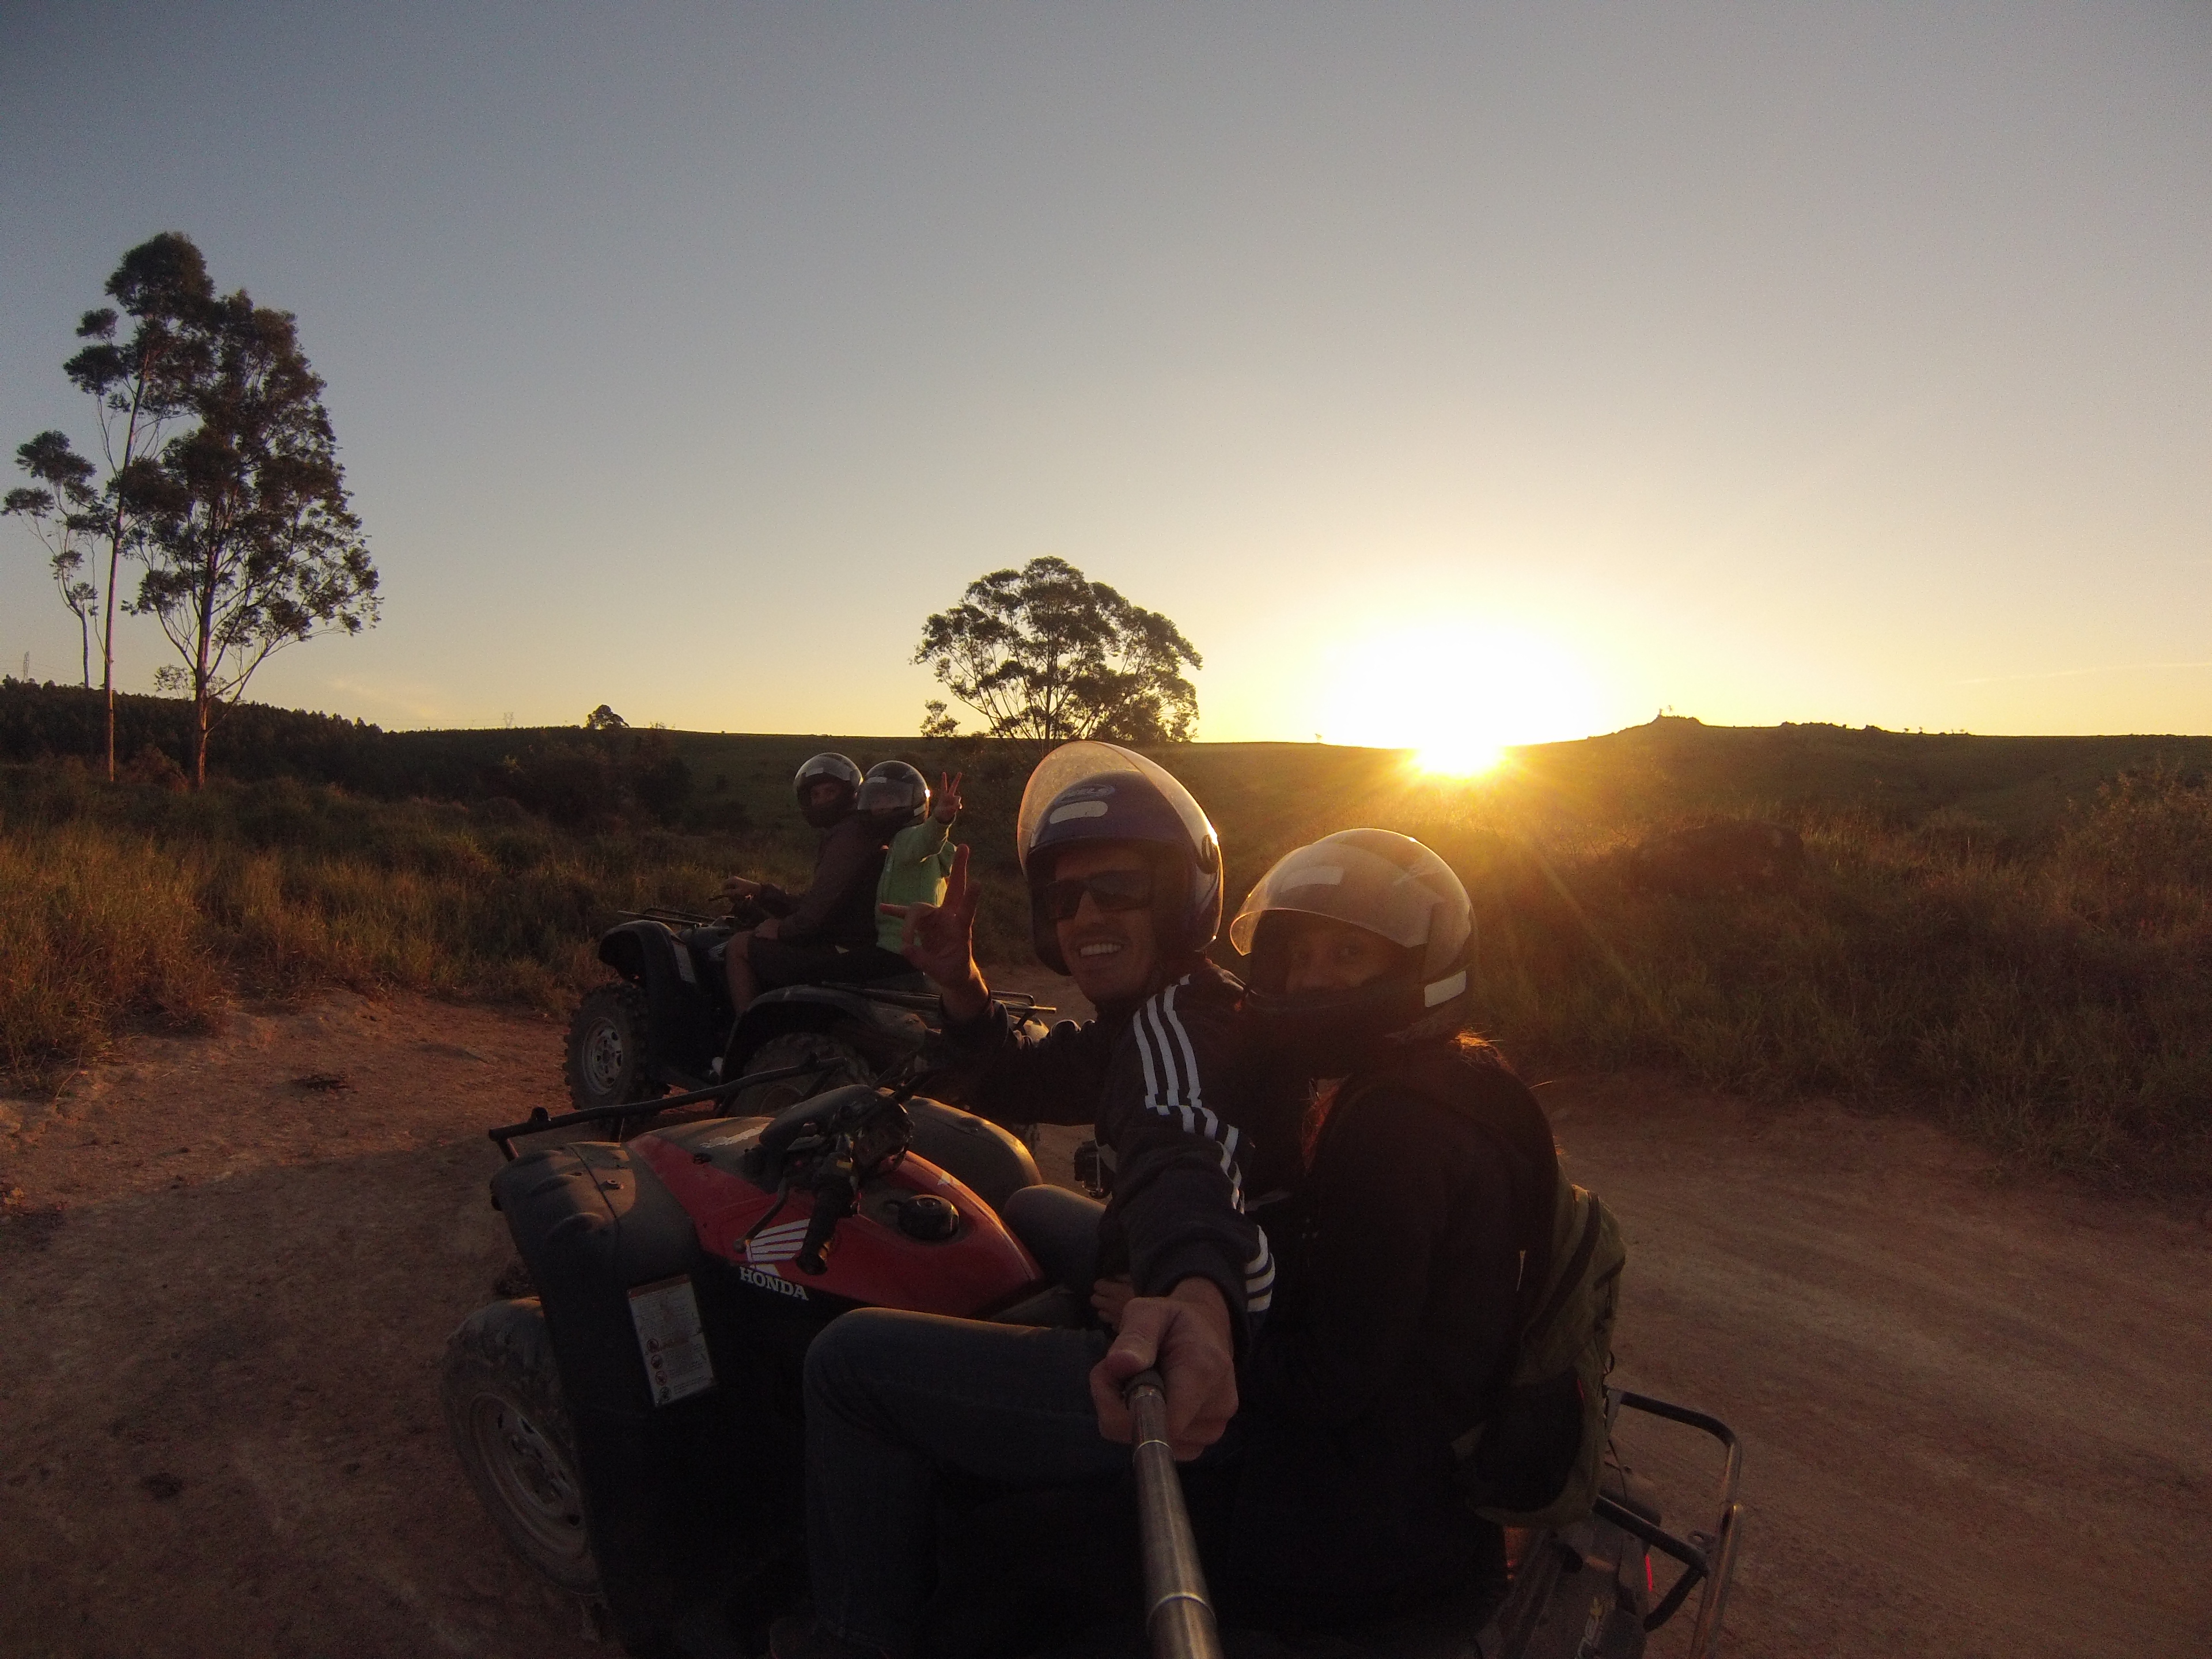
[1451,1176,1626,1529]
[1329,1049,1627,1531]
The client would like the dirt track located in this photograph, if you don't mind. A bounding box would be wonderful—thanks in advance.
[2,991,2207,1658]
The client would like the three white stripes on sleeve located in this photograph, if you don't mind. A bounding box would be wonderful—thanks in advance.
[1133,976,1274,1314]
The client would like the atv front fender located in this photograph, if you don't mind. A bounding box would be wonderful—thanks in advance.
[597,921,721,1083]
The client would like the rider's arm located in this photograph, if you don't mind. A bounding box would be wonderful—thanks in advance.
[1096,974,1267,1356]
[1242,1090,1523,1429]
[935,1002,1115,1127]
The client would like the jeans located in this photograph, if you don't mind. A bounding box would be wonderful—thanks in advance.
[803,1309,1128,1656]
[1000,1184,1105,1295]
[802,1185,1118,1653]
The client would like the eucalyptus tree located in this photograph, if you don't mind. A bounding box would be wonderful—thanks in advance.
[914,555,1202,745]
[20,235,218,772]
[3,431,103,685]
[132,290,378,787]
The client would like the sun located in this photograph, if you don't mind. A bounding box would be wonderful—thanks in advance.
[1413,737,1503,777]
[1315,620,1604,770]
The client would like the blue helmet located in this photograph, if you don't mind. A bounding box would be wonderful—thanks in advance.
[1016,742,1222,975]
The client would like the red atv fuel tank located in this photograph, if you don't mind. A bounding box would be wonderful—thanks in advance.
[632,1116,1042,1316]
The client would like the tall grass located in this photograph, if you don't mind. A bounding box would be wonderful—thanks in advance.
[5,756,2207,1193]
[1407,768,2212,1191]
[0,764,813,1080]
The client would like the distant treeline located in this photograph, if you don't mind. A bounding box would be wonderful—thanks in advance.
[0,680,700,829]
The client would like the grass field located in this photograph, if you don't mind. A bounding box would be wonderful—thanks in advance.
[6,714,2211,1194]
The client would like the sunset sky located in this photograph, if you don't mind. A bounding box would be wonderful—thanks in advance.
[3,2,2208,749]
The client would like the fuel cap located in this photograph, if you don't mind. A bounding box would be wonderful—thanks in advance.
[895,1194,959,1241]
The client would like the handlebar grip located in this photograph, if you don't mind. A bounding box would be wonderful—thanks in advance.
[796,1173,854,1275]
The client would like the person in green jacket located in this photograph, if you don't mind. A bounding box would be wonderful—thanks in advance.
[864,764,961,953]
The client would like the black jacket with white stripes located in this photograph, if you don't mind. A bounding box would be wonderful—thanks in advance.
[940,957,1286,1346]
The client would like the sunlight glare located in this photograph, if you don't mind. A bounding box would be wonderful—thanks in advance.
[1414,737,1503,777]
[1317,621,1605,772]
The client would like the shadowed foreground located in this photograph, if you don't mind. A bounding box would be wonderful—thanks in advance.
[2,994,2206,1658]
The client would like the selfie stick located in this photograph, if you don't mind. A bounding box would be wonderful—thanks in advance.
[1126,1369,1225,1659]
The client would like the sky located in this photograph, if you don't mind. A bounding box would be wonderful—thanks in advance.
[2,2,2208,751]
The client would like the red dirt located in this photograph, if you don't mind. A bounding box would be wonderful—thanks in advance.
[2,988,2206,1658]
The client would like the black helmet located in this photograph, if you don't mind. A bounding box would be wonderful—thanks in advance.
[1231,829,1474,1071]
[1016,741,1222,976]
[793,752,863,829]
[858,761,931,829]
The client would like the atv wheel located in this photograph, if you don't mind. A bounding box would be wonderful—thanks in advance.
[442,1299,600,1595]
[733,1031,873,1116]
[565,982,666,1112]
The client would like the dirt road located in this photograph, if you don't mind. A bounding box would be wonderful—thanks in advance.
[2,992,2206,1658]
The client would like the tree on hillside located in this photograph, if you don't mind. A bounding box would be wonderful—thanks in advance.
[10,234,218,774]
[132,289,379,788]
[5,432,103,686]
[585,704,627,729]
[914,556,1202,744]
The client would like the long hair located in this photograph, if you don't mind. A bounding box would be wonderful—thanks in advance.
[1299,1028,1495,1169]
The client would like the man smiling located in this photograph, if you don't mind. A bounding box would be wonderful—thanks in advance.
[772,742,1275,1659]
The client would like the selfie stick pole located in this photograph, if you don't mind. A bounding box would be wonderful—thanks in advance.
[1126,1370,1225,1659]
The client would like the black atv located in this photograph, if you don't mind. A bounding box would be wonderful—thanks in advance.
[563,905,1050,1123]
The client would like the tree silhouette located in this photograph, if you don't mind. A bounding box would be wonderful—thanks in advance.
[10,234,217,771]
[5,432,103,686]
[131,287,378,787]
[914,556,1201,745]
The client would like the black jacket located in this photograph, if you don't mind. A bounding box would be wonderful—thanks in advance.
[1221,1038,1559,1627]
[756,815,891,949]
[942,959,1283,1349]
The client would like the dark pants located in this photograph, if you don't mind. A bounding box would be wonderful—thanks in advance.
[804,1311,1127,1656]
[802,1187,1116,1654]
[1001,1184,1105,1296]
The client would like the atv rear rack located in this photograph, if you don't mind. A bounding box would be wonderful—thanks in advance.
[1601,1389,1744,1655]
[487,1059,840,1161]
[609,910,1055,1018]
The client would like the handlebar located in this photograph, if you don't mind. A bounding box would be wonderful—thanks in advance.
[1124,1371,1224,1659]
[797,1167,857,1275]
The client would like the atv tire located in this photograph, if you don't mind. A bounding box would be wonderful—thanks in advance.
[441,1298,600,1596]
[565,981,665,1113]
[732,1031,873,1117]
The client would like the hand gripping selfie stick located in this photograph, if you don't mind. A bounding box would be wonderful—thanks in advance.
[1125,1370,1225,1659]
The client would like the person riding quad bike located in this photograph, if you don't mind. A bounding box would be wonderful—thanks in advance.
[719,753,914,1013]
[774,741,1277,1659]
[866,763,962,956]
[563,755,1028,1123]
[1200,827,1570,1639]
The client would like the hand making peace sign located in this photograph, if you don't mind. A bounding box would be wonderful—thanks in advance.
[881,842,989,1020]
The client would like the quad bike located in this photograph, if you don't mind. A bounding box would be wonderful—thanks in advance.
[564,904,1051,1122]
[445,1065,1742,1659]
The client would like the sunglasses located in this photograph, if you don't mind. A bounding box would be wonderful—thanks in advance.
[1040,868,1154,923]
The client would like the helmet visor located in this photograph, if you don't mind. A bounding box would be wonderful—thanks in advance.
[1229,836,1468,960]
[1016,742,1217,874]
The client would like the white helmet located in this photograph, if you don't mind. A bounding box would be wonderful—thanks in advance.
[1232,829,1474,1066]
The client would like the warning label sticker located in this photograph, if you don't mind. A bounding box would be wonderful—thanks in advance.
[627,1275,715,1407]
